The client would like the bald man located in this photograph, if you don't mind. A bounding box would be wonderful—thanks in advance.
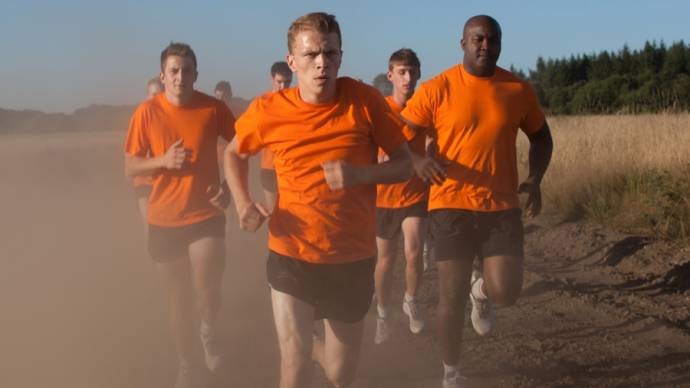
[400,15,553,387]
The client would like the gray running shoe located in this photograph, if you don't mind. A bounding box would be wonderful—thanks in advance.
[402,299,425,334]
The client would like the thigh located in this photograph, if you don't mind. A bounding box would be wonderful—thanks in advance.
[401,215,428,257]
[156,257,193,298]
[321,318,364,377]
[437,259,474,304]
[271,289,315,359]
[376,235,399,261]
[482,255,524,301]
[148,224,190,262]
[376,207,403,240]
[480,208,524,259]
[188,236,226,292]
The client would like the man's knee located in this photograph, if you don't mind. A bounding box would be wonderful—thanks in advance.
[324,364,356,388]
[487,282,521,306]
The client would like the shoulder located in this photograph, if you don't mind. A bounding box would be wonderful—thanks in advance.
[338,77,383,100]
[495,67,534,91]
[423,65,460,91]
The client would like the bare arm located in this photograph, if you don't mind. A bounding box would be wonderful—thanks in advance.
[124,139,188,177]
[519,121,554,217]
[223,137,269,231]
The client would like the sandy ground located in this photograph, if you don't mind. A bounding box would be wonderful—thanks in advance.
[0,130,688,388]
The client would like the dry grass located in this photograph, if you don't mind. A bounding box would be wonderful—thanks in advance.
[517,114,690,239]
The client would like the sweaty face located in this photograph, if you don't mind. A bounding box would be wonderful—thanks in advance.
[271,73,293,92]
[287,30,342,102]
[161,55,197,100]
[387,64,420,98]
[461,21,501,76]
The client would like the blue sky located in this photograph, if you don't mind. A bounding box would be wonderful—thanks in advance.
[1,0,688,113]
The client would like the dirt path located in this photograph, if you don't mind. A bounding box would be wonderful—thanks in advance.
[0,131,688,387]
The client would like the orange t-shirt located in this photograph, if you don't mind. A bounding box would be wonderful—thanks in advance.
[235,77,410,264]
[376,96,428,209]
[260,149,275,170]
[402,65,545,212]
[124,91,236,226]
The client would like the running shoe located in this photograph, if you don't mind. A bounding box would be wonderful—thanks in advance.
[469,270,495,336]
[402,298,425,334]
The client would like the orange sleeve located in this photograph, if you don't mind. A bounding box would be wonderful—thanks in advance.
[234,99,264,156]
[401,82,435,129]
[520,84,546,135]
[124,104,149,157]
[217,102,237,142]
[366,92,407,155]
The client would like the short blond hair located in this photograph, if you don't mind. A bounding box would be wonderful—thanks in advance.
[287,12,341,53]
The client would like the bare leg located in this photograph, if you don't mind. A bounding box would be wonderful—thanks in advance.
[313,319,364,388]
[436,259,473,366]
[271,289,315,388]
[400,216,428,298]
[156,256,195,364]
[188,236,226,325]
[374,235,399,312]
[481,255,523,306]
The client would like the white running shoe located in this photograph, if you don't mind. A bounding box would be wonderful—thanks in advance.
[402,298,425,334]
[200,324,224,371]
[469,271,495,336]
[442,369,466,388]
[374,316,390,344]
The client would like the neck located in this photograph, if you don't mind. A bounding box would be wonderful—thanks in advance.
[165,90,193,107]
[298,84,336,105]
[392,90,411,108]
[462,60,495,78]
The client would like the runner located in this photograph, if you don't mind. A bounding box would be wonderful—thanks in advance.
[260,61,293,210]
[132,77,165,225]
[400,15,553,387]
[223,12,423,388]
[124,42,235,388]
[214,80,233,107]
[373,48,429,344]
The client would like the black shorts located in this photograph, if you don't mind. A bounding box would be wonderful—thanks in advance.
[376,201,428,239]
[148,216,225,262]
[133,184,152,199]
[266,251,375,323]
[430,208,523,261]
[260,168,277,193]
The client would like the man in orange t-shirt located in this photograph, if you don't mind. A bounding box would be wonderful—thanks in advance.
[224,13,419,388]
[402,16,553,387]
[373,48,430,344]
[259,61,293,210]
[124,42,235,388]
[131,77,164,225]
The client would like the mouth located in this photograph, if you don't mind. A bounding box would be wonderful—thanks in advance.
[314,75,329,84]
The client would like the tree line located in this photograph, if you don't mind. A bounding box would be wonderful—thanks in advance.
[372,40,690,114]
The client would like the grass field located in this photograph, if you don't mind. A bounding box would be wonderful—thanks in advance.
[518,113,690,239]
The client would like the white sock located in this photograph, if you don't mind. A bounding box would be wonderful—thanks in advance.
[404,293,416,303]
[377,305,388,319]
[200,319,215,337]
[443,362,460,377]
[471,277,488,300]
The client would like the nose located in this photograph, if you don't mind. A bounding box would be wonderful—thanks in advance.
[315,53,328,69]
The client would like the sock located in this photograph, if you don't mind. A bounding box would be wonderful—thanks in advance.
[377,305,388,319]
[443,362,460,377]
[471,277,488,300]
[200,319,215,337]
[404,293,416,303]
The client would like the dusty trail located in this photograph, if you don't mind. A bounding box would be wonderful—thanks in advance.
[0,131,688,387]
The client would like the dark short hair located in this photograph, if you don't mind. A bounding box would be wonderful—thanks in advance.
[388,48,421,71]
[287,12,341,53]
[160,42,197,71]
[214,80,232,95]
[270,61,291,77]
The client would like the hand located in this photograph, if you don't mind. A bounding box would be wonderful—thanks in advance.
[207,182,230,210]
[321,160,359,190]
[237,201,271,232]
[162,139,191,170]
[518,178,542,218]
[412,153,446,185]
